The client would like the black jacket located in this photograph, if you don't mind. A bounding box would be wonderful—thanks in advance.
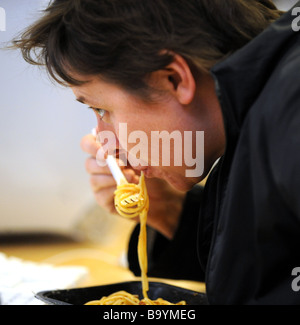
[128,4,300,304]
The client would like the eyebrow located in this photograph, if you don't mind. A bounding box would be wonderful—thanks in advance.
[76,96,86,104]
[76,96,106,110]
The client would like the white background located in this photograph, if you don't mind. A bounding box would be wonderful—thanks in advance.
[0,0,97,235]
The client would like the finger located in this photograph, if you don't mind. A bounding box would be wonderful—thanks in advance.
[90,174,117,192]
[93,186,116,210]
[85,157,112,175]
[85,157,132,178]
[80,134,100,156]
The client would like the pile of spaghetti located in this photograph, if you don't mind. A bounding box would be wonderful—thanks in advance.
[85,172,186,305]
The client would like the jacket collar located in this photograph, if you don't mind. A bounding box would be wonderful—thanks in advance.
[210,2,300,144]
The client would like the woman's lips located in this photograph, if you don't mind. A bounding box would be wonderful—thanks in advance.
[134,165,148,171]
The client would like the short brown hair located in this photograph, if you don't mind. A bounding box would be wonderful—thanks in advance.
[13,0,282,97]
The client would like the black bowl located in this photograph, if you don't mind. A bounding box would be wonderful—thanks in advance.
[35,281,208,305]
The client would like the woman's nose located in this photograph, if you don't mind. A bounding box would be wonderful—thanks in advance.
[95,121,124,157]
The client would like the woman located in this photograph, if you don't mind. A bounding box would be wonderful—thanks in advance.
[13,0,300,304]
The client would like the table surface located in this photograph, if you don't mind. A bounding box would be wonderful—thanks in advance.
[0,216,205,294]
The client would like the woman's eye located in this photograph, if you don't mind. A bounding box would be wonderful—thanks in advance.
[90,107,106,120]
[97,108,106,119]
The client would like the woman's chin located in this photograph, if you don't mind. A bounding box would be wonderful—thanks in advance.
[145,166,198,192]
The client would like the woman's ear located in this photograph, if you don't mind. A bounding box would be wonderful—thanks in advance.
[163,54,196,105]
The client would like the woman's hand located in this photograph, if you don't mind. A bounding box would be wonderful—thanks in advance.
[80,133,186,239]
[80,134,138,214]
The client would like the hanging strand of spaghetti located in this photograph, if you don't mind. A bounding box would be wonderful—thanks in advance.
[85,171,186,305]
[114,172,149,298]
